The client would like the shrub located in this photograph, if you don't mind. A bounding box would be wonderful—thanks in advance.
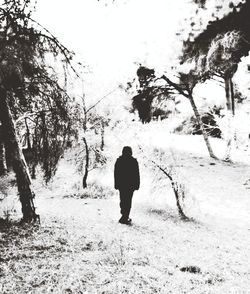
[65,181,115,200]
[174,108,222,138]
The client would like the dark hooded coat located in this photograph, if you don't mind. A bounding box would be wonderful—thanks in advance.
[114,155,140,191]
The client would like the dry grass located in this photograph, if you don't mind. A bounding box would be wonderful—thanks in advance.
[1,192,249,294]
[1,132,250,293]
[0,216,173,293]
[63,181,115,200]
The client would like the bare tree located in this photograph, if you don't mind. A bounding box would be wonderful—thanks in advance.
[151,159,189,220]
[80,87,116,188]
[139,146,189,220]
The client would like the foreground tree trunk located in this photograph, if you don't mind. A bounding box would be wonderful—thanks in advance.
[0,88,37,222]
[82,137,89,189]
[189,93,217,159]
[224,77,235,161]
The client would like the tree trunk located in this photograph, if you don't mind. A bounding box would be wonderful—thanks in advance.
[224,77,235,161]
[149,156,189,220]
[0,89,37,222]
[1,124,12,172]
[189,94,217,159]
[82,137,89,189]
[0,125,7,175]
[0,140,7,176]
[81,91,89,189]
[101,121,104,151]
[171,181,188,220]
[25,118,32,149]
[4,140,12,171]
[230,78,235,116]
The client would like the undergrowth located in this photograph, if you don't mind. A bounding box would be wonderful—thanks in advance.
[64,181,115,200]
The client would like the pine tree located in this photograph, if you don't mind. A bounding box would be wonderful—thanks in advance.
[0,0,80,222]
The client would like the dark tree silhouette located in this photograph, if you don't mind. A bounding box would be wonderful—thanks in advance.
[132,66,172,123]
[132,66,155,123]
[183,1,250,63]
[133,89,154,123]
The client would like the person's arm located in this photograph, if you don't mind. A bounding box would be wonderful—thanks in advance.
[135,160,140,190]
[114,160,119,189]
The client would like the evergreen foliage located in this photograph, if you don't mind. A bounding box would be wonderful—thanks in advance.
[182,1,250,69]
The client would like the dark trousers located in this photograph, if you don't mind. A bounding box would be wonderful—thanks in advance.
[119,189,134,220]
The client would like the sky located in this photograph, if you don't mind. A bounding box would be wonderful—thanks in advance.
[35,0,193,98]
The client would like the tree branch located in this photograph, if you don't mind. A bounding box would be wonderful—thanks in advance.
[160,75,190,98]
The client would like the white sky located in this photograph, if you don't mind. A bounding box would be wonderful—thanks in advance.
[35,0,247,109]
[35,0,193,98]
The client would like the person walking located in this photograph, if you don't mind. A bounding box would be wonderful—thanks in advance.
[114,146,140,224]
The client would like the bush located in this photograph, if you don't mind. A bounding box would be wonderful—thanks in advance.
[174,109,222,138]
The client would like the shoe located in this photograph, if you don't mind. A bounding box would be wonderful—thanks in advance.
[119,218,132,225]
[127,218,132,223]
